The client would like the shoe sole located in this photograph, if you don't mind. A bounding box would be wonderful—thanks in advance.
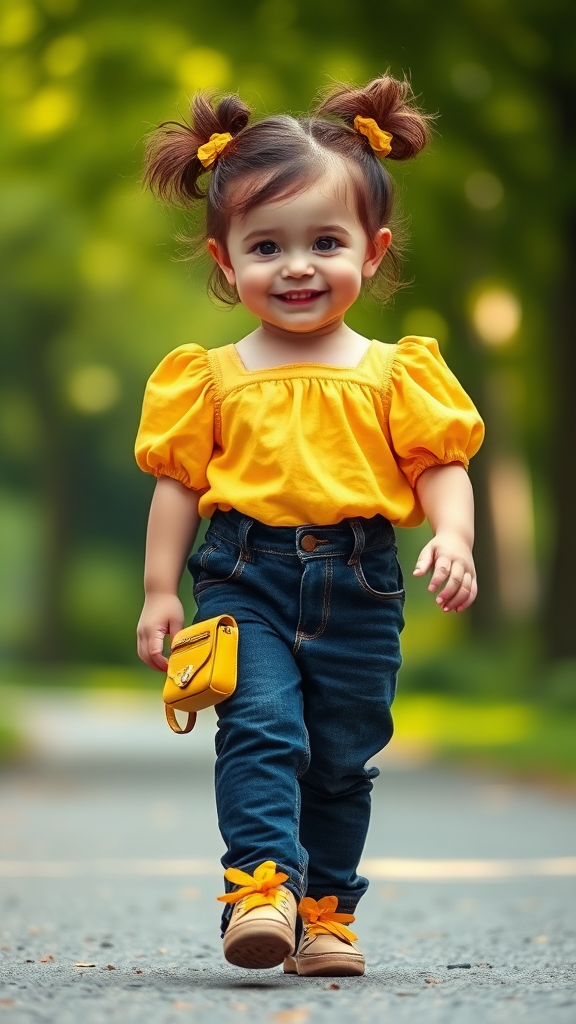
[285,953,365,977]
[224,922,294,970]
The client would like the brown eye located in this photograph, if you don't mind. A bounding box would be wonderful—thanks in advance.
[314,237,339,252]
[254,241,280,255]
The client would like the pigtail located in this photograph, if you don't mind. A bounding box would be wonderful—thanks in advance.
[316,74,433,160]
[144,92,252,204]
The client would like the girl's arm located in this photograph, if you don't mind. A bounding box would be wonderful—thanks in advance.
[413,463,477,613]
[137,476,201,671]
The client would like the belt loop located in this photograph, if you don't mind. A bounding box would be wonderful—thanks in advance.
[348,519,365,565]
[238,516,254,562]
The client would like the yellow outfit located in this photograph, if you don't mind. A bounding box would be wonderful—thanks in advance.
[135,337,484,528]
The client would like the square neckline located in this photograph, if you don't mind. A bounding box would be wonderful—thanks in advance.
[229,339,376,375]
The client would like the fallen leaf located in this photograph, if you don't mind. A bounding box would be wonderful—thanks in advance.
[105,964,116,970]
[134,969,143,974]
[424,978,439,984]
[0,998,15,1007]
[173,1001,195,1010]
[272,1010,310,1024]
[40,956,55,963]
[327,983,340,990]
[74,961,96,968]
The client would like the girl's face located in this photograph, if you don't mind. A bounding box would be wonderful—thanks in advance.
[208,173,391,338]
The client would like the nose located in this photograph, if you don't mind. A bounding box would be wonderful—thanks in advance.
[280,251,315,279]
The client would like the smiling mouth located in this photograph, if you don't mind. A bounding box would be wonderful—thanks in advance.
[273,290,327,304]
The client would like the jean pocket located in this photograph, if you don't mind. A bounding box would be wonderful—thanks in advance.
[188,536,245,594]
[353,545,405,602]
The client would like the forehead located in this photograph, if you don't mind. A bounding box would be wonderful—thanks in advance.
[228,170,360,232]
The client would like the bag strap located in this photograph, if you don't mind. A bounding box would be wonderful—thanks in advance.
[165,706,197,734]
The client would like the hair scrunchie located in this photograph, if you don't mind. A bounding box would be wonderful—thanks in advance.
[353,116,393,157]
[197,132,233,168]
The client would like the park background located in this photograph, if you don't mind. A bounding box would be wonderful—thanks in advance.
[1,0,575,775]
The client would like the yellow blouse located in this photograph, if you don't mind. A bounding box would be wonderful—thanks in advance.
[135,337,484,528]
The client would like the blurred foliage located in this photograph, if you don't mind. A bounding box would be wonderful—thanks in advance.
[0,0,575,717]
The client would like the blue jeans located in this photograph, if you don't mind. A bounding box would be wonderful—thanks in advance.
[189,509,404,925]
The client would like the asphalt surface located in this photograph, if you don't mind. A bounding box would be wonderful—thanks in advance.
[0,688,575,1023]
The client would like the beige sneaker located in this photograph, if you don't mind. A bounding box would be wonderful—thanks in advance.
[283,895,365,977]
[218,861,297,970]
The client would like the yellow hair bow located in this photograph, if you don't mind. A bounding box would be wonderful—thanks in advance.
[298,896,358,944]
[353,115,393,157]
[217,860,289,913]
[197,131,233,168]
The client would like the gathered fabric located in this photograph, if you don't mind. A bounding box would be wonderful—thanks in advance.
[298,896,358,943]
[135,336,484,529]
[197,131,233,168]
[353,115,393,156]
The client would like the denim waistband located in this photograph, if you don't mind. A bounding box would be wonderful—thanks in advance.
[207,508,395,563]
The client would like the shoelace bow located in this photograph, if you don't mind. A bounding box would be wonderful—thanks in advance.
[217,860,290,912]
[298,896,358,943]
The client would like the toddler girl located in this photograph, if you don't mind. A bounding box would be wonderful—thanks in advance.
[135,74,484,977]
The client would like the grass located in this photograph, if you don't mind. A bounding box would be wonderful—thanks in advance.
[392,693,576,782]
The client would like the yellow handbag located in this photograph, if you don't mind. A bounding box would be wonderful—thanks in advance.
[163,615,238,734]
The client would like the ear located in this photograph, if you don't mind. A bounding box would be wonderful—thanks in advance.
[362,227,392,280]
[207,238,236,287]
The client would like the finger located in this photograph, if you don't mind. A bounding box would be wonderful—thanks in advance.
[455,576,478,612]
[438,571,472,611]
[146,627,170,672]
[428,558,452,592]
[137,634,167,672]
[413,542,435,577]
[168,613,185,644]
[434,564,466,605]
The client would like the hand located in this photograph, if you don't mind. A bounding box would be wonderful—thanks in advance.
[137,592,185,671]
[413,531,477,612]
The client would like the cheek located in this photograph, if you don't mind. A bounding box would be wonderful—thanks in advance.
[236,265,271,296]
[328,261,364,299]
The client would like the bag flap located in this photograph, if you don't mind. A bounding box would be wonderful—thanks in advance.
[166,628,214,691]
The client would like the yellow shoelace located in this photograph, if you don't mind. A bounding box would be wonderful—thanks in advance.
[217,860,290,913]
[298,896,358,943]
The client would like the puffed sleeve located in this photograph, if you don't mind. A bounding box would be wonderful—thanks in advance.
[134,344,216,490]
[388,336,484,488]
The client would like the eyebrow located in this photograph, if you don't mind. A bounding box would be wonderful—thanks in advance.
[241,224,353,244]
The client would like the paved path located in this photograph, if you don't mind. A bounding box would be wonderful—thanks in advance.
[0,689,575,1023]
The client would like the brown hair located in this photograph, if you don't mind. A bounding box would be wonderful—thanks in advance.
[144,74,433,304]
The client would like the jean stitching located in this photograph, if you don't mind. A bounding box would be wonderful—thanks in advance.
[353,560,404,601]
[199,542,217,569]
[194,552,246,594]
[296,557,333,642]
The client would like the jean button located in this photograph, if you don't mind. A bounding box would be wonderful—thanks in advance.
[301,534,318,552]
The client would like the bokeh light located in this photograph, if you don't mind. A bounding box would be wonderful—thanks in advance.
[465,171,504,210]
[451,62,492,99]
[472,288,521,345]
[0,1,39,48]
[177,48,231,92]
[43,35,87,77]
[22,85,78,136]
[67,366,121,414]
